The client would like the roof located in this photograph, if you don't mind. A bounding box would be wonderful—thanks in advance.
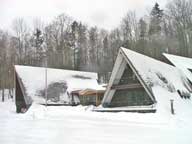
[100,47,192,114]
[163,53,192,83]
[120,48,191,93]
[15,65,104,104]
[78,89,105,96]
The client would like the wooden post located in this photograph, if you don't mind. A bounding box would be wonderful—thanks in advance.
[45,57,48,107]
[83,95,84,105]
[96,91,98,106]
[170,99,174,115]
[13,65,16,101]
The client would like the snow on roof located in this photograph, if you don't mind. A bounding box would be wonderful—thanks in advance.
[163,53,192,83]
[15,65,104,103]
[120,48,192,114]
[121,48,191,94]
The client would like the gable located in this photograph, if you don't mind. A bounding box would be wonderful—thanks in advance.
[101,47,192,112]
[102,49,155,108]
[109,64,153,107]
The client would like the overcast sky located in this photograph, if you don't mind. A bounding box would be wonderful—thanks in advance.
[0,0,167,31]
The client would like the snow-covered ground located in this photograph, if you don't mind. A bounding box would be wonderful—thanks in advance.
[1,99,192,144]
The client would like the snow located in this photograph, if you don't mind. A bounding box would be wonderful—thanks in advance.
[15,65,104,104]
[163,53,192,84]
[1,99,192,144]
[122,48,191,94]
[1,52,192,143]
[100,48,192,115]
[121,48,192,115]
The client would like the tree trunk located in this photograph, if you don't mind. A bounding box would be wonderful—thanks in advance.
[2,88,4,102]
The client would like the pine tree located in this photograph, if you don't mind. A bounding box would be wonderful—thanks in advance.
[149,3,163,35]
[137,18,147,54]
[71,21,79,70]
[33,28,44,66]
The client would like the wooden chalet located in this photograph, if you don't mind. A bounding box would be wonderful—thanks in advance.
[94,47,192,113]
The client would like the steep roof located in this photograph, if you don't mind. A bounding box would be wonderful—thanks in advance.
[163,53,192,83]
[100,47,192,114]
[121,48,191,93]
[15,65,104,104]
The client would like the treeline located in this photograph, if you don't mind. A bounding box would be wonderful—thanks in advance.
[1,0,192,100]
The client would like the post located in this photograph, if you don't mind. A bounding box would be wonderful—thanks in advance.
[13,65,15,101]
[96,91,98,106]
[170,99,174,115]
[45,56,48,107]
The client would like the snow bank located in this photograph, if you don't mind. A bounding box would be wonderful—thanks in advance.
[1,100,192,144]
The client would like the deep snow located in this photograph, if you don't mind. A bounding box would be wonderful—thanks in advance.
[0,99,192,144]
[2,53,192,144]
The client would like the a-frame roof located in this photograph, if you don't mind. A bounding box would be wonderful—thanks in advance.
[163,53,192,83]
[15,65,104,104]
[101,47,192,111]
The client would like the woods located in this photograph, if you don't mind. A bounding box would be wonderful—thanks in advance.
[1,0,192,101]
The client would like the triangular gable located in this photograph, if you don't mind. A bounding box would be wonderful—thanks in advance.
[102,48,156,108]
[101,47,192,110]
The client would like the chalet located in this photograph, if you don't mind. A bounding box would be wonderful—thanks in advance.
[14,65,105,113]
[94,47,192,113]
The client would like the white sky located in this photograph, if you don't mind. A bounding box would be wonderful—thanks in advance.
[0,0,167,31]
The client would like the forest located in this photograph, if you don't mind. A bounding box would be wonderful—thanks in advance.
[0,0,192,100]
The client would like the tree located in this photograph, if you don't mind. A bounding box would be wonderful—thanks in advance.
[71,21,79,70]
[109,28,122,64]
[32,28,44,66]
[88,26,99,72]
[148,3,164,59]
[0,30,9,101]
[136,18,147,54]
[12,18,28,64]
[166,0,192,57]
[149,3,164,35]
[121,11,138,50]
[76,23,88,71]
[44,14,73,69]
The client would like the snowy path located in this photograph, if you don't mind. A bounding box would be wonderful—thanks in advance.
[0,101,192,144]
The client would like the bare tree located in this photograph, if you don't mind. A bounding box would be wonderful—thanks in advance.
[12,18,28,64]
[166,0,192,56]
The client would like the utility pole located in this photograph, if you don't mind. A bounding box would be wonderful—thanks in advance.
[45,56,48,107]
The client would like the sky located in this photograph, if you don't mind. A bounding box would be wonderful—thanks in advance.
[0,0,167,31]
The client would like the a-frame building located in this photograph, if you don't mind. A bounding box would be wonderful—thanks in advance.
[96,47,192,112]
[14,65,105,113]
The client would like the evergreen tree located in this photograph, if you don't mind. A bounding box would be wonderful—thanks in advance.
[149,3,163,35]
[137,18,147,54]
[148,3,164,60]
[71,21,79,70]
[33,28,44,66]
